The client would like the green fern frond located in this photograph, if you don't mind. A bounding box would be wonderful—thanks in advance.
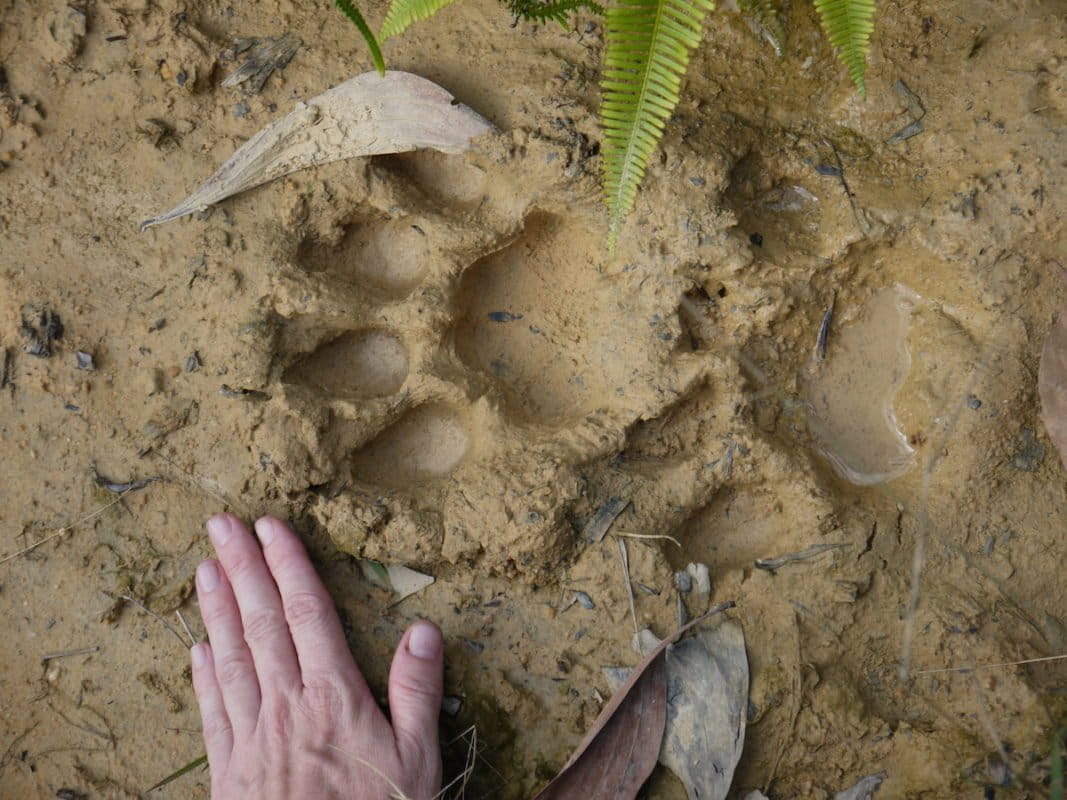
[813,0,876,98]
[505,0,604,26]
[600,0,715,247]
[380,0,460,40]
[334,0,387,74]
[737,0,785,56]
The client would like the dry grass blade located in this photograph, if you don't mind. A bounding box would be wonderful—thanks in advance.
[0,493,129,566]
[147,753,207,792]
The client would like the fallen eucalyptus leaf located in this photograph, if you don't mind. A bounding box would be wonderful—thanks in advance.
[533,602,735,800]
[140,70,493,230]
[1039,306,1067,472]
[659,618,748,800]
[385,564,434,602]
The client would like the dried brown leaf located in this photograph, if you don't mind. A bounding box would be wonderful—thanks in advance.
[531,603,734,800]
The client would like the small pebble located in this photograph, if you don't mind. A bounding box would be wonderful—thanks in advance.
[573,591,595,610]
[675,571,693,594]
[967,394,982,409]
[689,176,705,187]
[441,696,462,716]
[75,351,95,370]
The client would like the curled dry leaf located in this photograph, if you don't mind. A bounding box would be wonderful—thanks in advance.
[140,70,494,230]
[1039,306,1067,472]
[532,603,735,800]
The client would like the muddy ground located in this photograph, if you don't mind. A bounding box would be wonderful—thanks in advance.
[1,0,1065,797]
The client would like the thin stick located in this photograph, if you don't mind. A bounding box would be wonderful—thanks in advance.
[0,494,129,566]
[175,610,196,644]
[42,645,99,662]
[611,531,682,548]
[616,538,639,635]
[111,594,192,649]
[914,653,1067,675]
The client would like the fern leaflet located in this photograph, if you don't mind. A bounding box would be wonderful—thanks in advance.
[505,0,604,26]
[380,0,461,40]
[335,0,387,74]
[737,0,784,56]
[600,0,715,247]
[813,0,876,98]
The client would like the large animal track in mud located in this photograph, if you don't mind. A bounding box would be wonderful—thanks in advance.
[253,136,749,578]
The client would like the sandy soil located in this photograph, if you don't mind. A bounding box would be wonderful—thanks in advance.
[1,0,1065,797]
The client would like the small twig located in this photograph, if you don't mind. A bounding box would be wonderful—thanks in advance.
[755,542,847,573]
[0,493,130,566]
[913,653,1067,675]
[616,538,639,635]
[828,141,870,236]
[175,609,196,644]
[42,645,100,662]
[109,593,192,648]
[584,496,631,543]
[815,289,837,361]
[611,530,682,548]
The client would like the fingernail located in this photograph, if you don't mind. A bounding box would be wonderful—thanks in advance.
[190,643,207,668]
[206,515,232,547]
[253,517,276,546]
[197,560,220,592]
[407,621,442,661]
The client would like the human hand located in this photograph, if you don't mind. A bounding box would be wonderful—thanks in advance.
[191,514,443,799]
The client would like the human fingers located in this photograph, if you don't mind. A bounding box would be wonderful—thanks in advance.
[387,621,444,785]
[196,558,261,732]
[252,518,370,695]
[190,642,233,779]
[207,514,301,691]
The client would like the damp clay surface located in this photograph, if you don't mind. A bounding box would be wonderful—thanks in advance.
[1,1,1066,798]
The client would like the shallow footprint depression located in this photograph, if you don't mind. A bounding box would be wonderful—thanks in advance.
[802,287,916,484]
[284,330,409,399]
[351,404,471,489]
[453,213,656,426]
[298,217,430,295]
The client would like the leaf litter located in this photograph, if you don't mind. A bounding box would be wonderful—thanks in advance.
[660,618,748,800]
[140,71,494,230]
[532,602,741,800]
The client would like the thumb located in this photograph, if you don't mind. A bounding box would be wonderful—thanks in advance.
[388,621,444,782]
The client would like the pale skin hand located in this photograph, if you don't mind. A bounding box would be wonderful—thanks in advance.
[191,514,444,799]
